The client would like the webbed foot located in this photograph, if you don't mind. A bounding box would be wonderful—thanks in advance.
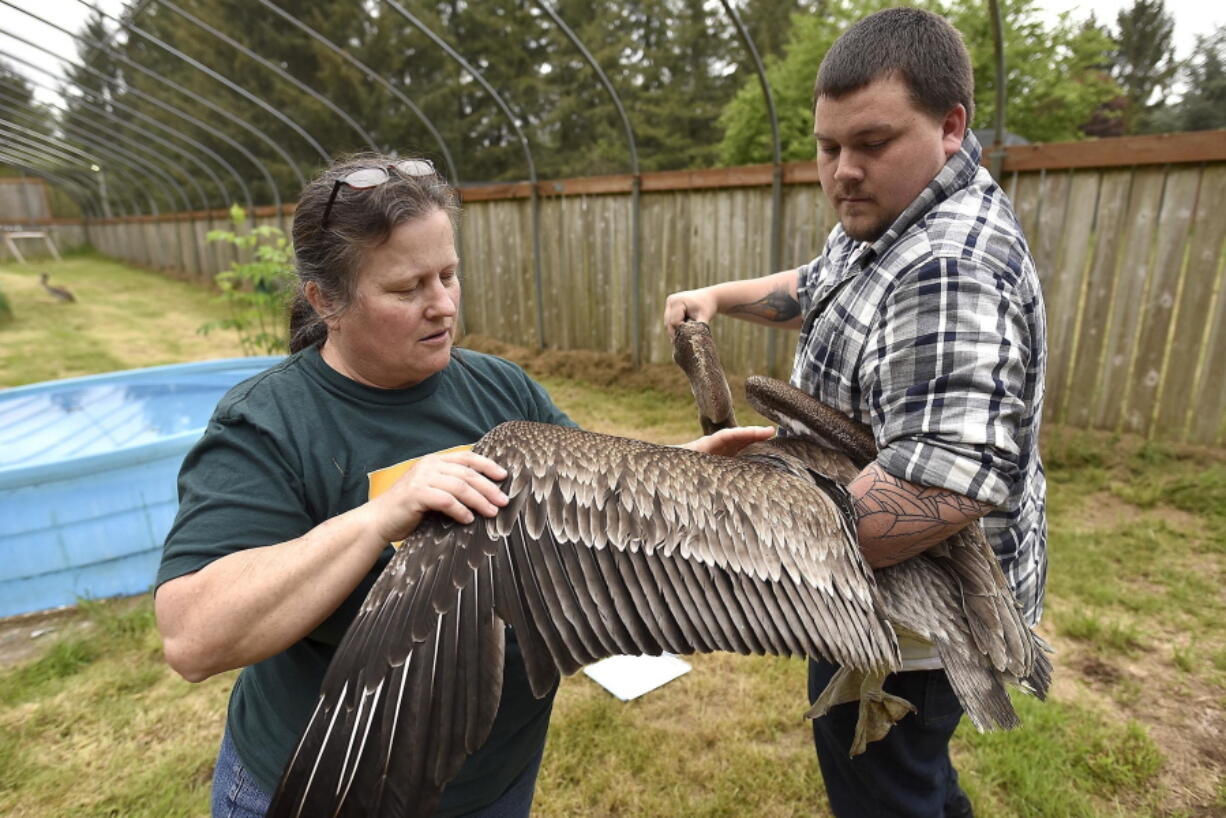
[850,672,915,756]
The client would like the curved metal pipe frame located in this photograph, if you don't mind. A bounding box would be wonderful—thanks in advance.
[382,0,547,349]
[53,80,238,210]
[72,0,315,193]
[0,113,104,167]
[152,0,379,153]
[77,0,329,164]
[0,150,100,218]
[0,143,113,216]
[0,92,204,269]
[719,0,784,377]
[0,44,244,210]
[0,96,189,216]
[251,0,460,186]
[0,3,275,210]
[988,0,1007,180]
[0,72,211,214]
[532,0,644,364]
[0,118,142,215]
[2,97,205,270]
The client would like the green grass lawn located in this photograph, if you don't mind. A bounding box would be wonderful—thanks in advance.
[0,252,245,387]
[1,255,1224,816]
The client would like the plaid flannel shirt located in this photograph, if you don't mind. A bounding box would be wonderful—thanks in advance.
[790,131,1047,624]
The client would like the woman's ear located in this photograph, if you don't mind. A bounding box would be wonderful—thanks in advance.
[304,282,338,331]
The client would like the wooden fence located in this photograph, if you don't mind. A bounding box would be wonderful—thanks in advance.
[0,177,51,222]
[9,130,1226,446]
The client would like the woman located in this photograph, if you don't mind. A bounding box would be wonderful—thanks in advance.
[154,154,769,817]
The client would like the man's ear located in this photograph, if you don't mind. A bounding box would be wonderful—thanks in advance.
[941,104,968,159]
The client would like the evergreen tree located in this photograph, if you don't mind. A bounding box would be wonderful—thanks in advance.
[0,59,54,176]
[1110,0,1178,133]
[1151,26,1226,132]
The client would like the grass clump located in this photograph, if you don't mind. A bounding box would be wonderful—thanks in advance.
[959,697,1163,817]
[0,638,99,707]
[1057,613,1144,655]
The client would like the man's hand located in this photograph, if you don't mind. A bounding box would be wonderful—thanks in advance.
[677,425,775,456]
[664,288,720,338]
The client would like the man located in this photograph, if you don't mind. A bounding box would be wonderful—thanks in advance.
[664,8,1046,817]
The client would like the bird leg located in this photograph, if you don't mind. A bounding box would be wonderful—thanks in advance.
[805,667,916,756]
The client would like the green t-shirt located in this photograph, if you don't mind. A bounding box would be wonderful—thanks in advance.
[157,345,574,814]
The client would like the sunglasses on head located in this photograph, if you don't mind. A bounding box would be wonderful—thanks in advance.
[320,158,437,230]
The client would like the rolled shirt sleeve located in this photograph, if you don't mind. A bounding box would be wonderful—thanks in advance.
[864,257,1032,508]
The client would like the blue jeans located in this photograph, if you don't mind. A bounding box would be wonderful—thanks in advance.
[211,726,546,818]
[211,729,271,818]
[808,660,974,818]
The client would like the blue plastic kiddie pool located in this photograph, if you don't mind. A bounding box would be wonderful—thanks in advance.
[0,357,282,618]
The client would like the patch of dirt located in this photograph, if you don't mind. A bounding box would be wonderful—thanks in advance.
[1070,653,1123,687]
[458,333,751,402]
[0,596,148,670]
[0,605,95,669]
[1117,655,1226,812]
[1069,492,1145,531]
[1047,630,1226,813]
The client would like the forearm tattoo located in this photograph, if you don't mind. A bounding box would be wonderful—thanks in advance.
[850,464,991,565]
[727,287,801,322]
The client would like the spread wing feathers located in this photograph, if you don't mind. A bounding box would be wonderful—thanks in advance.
[761,429,1052,728]
[925,525,1046,682]
[478,422,900,675]
[269,421,899,818]
[875,550,1050,732]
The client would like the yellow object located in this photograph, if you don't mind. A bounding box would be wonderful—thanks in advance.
[367,444,476,549]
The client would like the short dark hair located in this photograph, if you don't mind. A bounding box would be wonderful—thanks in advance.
[813,7,975,126]
[288,152,458,353]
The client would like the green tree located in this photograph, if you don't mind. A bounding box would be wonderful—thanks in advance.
[719,0,1121,165]
[1110,0,1179,132]
[1150,26,1226,132]
[946,0,1119,144]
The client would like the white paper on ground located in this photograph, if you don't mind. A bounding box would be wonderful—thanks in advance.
[581,654,693,701]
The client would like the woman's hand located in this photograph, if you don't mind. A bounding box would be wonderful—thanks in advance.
[678,425,775,456]
[367,450,509,542]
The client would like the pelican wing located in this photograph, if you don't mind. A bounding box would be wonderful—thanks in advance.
[268,421,899,818]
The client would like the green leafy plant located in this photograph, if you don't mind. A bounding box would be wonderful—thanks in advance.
[199,204,295,355]
[0,285,12,326]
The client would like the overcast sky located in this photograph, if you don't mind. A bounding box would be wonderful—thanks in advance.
[1,0,1222,109]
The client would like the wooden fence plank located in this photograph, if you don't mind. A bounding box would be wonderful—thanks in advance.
[1152,166,1226,441]
[1184,168,1226,445]
[1045,170,1100,424]
[1189,246,1226,445]
[1123,167,1201,435]
[1002,130,1226,171]
[1063,169,1134,428]
[1091,167,1166,429]
[1032,170,1072,288]
[1011,171,1043,247]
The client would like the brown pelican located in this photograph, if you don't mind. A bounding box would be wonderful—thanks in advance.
[38,272,76,303]
[268,322,1050,817]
